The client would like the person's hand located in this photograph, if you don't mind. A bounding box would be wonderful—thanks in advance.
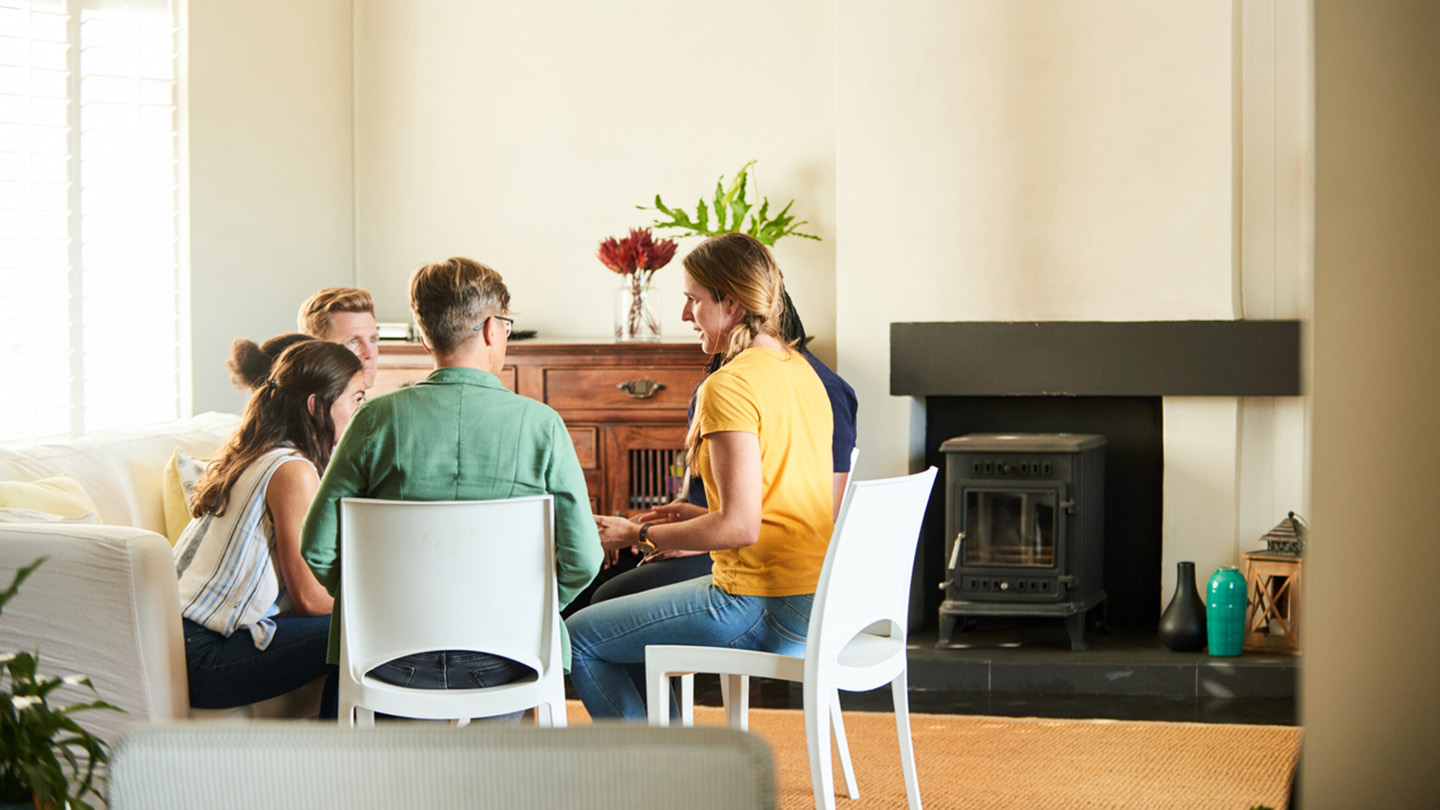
[635,502,707,525]
[594,514,642,553]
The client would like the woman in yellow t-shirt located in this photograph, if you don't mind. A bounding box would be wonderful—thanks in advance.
[567,232,834,721]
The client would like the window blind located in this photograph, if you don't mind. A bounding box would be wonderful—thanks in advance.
[0,0,182,444]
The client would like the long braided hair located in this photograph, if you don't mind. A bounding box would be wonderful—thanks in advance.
[681,232,793,469]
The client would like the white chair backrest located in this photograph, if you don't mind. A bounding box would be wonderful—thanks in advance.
[807,468,937,665]
[338,496,558,680]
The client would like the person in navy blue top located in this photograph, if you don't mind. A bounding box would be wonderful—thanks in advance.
[576,290,858,607]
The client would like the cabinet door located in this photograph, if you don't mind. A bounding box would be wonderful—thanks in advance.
[601,424,688,518]
[566,424,602,514]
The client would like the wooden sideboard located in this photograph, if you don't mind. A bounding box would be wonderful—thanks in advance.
[371,338,710,517]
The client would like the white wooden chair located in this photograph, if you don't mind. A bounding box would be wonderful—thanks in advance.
[337,495,566,727]
[645,467,937,810]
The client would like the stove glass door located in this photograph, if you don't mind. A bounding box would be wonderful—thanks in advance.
[962,486,1060,568]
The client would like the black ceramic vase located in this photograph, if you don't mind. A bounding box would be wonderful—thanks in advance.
[1158,561,1208,652]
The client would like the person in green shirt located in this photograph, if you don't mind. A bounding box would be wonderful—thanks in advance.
[300,257,602,717]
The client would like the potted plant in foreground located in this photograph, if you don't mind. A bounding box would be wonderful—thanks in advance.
[1,558,119,810]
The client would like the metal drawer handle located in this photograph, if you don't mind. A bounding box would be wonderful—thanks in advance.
[617,379,666,399]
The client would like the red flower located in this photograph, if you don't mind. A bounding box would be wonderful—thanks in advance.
[598,227,677,275]
[598,236,637,274]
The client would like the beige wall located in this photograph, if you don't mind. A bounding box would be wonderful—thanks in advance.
[186,0,1309,611]
[834,0,1307,601]
[351,0,837,363]
[178,1,1440,797]
[188,0,355,413]
[1307,1,1440,804]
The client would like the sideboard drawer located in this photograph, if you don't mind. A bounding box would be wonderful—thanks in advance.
[372,339,708,516]
[542,366,704,411]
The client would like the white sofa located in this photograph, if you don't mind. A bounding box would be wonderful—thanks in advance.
[0,413,320,743]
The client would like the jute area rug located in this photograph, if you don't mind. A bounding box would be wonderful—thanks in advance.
[566,701,1302,810]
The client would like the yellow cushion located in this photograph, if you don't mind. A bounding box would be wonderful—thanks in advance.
[162,449,210,545]
[0,474,99,519]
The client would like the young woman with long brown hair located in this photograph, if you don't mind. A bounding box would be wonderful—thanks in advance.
[174,337,365,717]
[566,232,835,721]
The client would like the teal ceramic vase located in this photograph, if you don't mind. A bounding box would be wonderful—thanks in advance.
[1206,565,1247,656]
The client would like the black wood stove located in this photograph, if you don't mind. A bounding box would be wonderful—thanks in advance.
[937,433,1107,651]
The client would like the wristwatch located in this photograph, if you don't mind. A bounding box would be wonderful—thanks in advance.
[637,522,657,554]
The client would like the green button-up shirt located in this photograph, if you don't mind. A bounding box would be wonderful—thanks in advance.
[300,365,602,669]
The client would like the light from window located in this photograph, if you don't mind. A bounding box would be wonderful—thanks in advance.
[0,0,182,444]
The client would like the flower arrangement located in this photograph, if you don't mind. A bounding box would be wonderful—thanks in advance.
[598,227,677,341]
[1,558,119,810]
[638,160,821,247]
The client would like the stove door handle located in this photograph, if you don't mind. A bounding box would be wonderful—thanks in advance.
[946,532,964,571]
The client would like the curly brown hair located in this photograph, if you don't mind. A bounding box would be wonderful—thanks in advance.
[226,333,315,392]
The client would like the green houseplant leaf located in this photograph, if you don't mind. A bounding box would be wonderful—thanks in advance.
[639,160,820,247]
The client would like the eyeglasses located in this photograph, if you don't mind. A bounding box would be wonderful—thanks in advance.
[475,315,514,337]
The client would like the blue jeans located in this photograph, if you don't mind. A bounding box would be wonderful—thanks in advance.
[183,616,336,718]
[565,576,813,721]
[367,651,532,724]
[591,553,714,605]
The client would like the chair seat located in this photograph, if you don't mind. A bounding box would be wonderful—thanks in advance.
[648,645,804,683]
[649,632,906,687]
[346,672,547,721]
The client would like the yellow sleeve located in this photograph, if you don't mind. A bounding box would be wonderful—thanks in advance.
[696,367,760,437]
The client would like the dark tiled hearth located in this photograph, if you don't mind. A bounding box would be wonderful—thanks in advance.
[906,623,1297,700]
[687,619,1298,726]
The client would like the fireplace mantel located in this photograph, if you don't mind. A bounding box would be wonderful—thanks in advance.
[894,319,1302,631]
[891,320,1301,398]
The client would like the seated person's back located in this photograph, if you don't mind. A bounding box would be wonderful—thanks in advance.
[301,257,602,704]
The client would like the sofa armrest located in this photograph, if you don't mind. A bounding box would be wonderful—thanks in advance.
[0,525,189,739]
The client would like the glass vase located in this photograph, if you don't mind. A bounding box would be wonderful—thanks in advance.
[615,280,661,342]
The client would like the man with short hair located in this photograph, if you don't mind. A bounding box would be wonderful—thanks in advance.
[300,258,601,715]
[298,287,380,389]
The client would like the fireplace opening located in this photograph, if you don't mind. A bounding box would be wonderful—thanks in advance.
[919,396,1163,635]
